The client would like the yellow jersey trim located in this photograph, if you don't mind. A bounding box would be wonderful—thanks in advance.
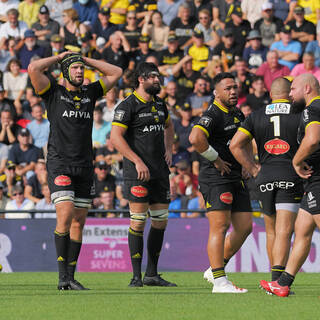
[194,125,209,138]
[99,79,108,95]
[272,99,290,103]
[133,90,147,103]
[165,114,170,124]
[307,96,320,106]
[238,127,253,139]
[37,81,51,95]
[213,100,228,113]
[306,121,320,131]
[112,122,128,129]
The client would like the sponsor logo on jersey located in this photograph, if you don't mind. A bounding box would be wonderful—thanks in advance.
[264,138,290,155]
[142,124,165,132]
[154,115,159,122]
[265,103,291,114]
[114,110,125,121]
[139,112,152,118]
[303,109,309,122]
[234,117,240,123]
[199,116,212,128]
[206,201,212,208]
[259,181,294,192]
[224,124,236,131]
[131,186,148,198]
[54,175,71,186]
[151,106,157,113]
[220,192,233,204]
[62,110,90,118]
[307,192,317,208]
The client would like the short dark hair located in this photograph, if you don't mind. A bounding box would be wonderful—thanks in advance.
[134,62,160,88]
[251,75,264,83]
[212,72,235,89]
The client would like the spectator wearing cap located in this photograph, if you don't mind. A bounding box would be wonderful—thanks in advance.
[158,33,184,77]
[270,24,302,70]
[73,0,98,26]
[24,158,46,204]
[44,0,73,26]
[0,8,28,49]
[243,29,268,72]
[194,9,217,47]
[92,7,118,43]
[173,100,199,151]
[305,29,320,67]
[93,160,116,208]
[32,5,60,49]
[120,10,140,51]
[225,5,251,51]
[245,75,270,111]
[26,103,49,149]
[130,34,156,68]
[287,6,316,51]
[102,30,130,70]
[290,52,320,82]
[212,27,242,71]
[256,50,290,91]
[0,0,19,23]
[254,1,283,47]
[16,29,45,70]
[288,0,320,26]
[5,184,34,218]
[187,28,212,72]
[170,2,197,50]
[241,0,264,27]
[18,0,40,28]
[3,160,23,197]
[92,106,111,148]
[8,127,41,178]
[99,0,129,26]
[142,10,169,51]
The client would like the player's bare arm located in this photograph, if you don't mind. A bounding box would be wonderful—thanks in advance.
[110,125,150,181]
[82,57,123,92]
[189,126,231,175]
[230,130,261,178]
[164,117,174,167]
[292,123,320,179]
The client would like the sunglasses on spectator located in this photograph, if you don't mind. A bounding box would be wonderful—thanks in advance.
[13,192,23,196]
[98,167,107,170]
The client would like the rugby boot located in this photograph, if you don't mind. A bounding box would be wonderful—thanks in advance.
[128,276,143,287]
[259,280,290,297]
[69,279,90,290]
[203,267,214,284]
[212,280,247,293]
[58,275,70,290]
[143,274,177,287]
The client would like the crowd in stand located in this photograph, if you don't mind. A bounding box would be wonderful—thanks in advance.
[0,0,319,218]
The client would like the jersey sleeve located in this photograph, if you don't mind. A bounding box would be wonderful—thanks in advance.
[193,108,217,138]
[238,114,254,139]
[112,100,132,129]
[305,105,320,131]
[87,79,106,101]
[37,77,57,100]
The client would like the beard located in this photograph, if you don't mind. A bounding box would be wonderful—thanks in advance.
[291,98,306,113]
[145,83,161,95]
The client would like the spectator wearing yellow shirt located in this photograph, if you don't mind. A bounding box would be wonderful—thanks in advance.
[186,29,211,72]
[100,0,129,25]
[18,0,41,28]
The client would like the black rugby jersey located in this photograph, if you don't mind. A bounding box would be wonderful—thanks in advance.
[194,100,244,185]
[240,99,301,181]
[297,96,320,173]
[112,91,170,179]
[39,78,106,166]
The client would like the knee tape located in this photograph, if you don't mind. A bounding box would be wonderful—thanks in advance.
[130,211,148,222]
[149,209,168,221]
[51,190,74,205]
[74,197,92,209]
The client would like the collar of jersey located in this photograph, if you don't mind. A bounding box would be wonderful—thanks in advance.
[307,95,320,106]
[271,99,290,103]
[66,87,81,93]
[213,100,228,113]
[133,90,154,104]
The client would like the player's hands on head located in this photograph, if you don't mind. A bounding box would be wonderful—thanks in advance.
[293,161,313,179]
[213,157,231,176]
[136,160,150,181]
[57,51,77,62]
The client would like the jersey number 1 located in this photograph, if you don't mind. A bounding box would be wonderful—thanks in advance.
[270,115,280,137]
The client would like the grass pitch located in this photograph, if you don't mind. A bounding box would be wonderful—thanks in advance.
[0,272,319,320]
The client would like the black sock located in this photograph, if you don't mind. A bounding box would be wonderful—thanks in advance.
[278,271,295,287]
[271,265,285,281]
[54,231,70,281]
[67,239,82,280]
[128,227,144,278]
[212,267,226,279]
[224,258,230,267]
[145,227,165,277]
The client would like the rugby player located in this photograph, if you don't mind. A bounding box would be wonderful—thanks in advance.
[28,52,122,290]
[260,74,320,297]
[189,73,252,293]
[110,62,177,287]
[230,77,303,283]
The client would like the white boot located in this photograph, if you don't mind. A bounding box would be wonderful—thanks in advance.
[212,277,248,293]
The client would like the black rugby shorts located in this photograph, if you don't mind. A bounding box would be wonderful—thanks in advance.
[199,180,251,212]
[47,161,95,199]
[300,180,320,215]
[123,177,170,204]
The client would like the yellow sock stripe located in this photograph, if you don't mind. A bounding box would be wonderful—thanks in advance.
[271,268,285,272]
[70,239,82,243]
[54,230,70,236]
[129,228,143,237]
[68,261,77,266]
